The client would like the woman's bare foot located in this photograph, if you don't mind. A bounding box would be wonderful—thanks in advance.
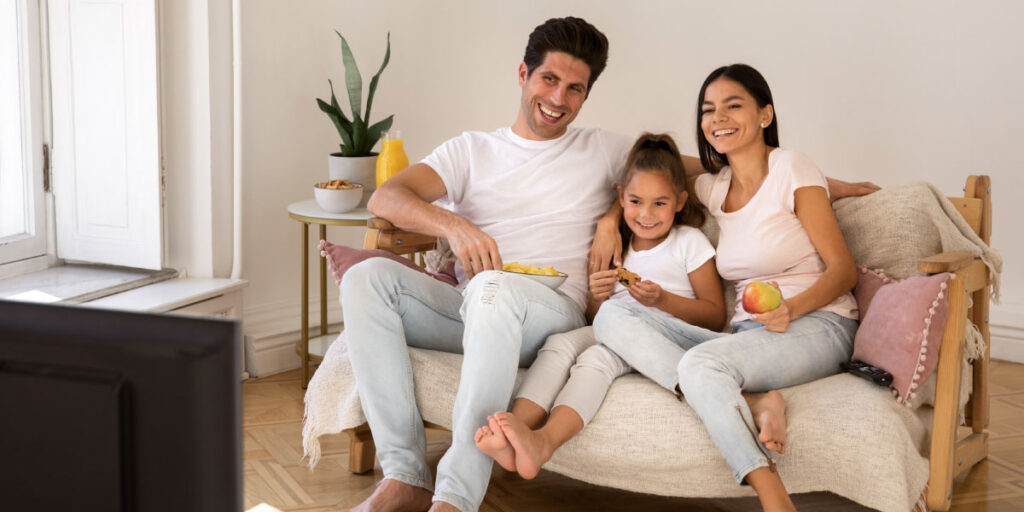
[747,390,788,453]
[495,411,552,480]
[349,478,433,512]
[474,415,516,472]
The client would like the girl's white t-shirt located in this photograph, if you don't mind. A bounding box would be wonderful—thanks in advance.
[611,225,716,315]
[695,148,858,324]
[422,126,633,310]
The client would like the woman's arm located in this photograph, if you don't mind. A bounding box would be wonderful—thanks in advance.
[626,259,726,332]
[753,186,857,332]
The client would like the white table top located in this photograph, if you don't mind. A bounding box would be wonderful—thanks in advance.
[287,200,374,223]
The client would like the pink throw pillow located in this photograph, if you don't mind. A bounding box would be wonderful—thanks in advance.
[852,268,952,405]
[318,240,458,287]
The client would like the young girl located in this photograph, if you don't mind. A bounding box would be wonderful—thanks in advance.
[474,133,726,479]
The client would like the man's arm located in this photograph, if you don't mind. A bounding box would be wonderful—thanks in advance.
[368,163,502,277]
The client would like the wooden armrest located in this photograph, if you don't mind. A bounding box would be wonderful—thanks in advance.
[364,217,438,255]
[918,251,975,273]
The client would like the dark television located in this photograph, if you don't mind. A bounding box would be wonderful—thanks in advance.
[0,299,241,512]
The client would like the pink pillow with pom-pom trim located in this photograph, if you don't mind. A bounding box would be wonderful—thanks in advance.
[318,239,458,288]
[852,267,952,405]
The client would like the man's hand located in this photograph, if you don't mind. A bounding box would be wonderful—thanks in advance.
[444,217,502,279]
[627,280,664,308]
[826,177,881,202]
[589,216,622,273]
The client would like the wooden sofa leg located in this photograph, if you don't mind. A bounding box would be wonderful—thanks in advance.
[345,424,376,474]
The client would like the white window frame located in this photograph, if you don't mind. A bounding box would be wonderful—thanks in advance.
[0,0,48,266]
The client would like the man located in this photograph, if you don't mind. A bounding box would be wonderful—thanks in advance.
[342,16,876,512]
[342,17,627,512]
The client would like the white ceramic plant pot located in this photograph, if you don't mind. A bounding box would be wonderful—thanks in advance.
[328,153,377,208]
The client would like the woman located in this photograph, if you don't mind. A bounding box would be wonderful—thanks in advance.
[598,64,860,512]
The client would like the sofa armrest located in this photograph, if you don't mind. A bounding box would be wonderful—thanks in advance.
[363,217,438,255]
[917,251,974,273]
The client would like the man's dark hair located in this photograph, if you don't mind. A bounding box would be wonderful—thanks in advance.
[523,17,609,97]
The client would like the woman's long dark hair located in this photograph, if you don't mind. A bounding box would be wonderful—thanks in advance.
[618,133,706,256]
[696,64,779,173]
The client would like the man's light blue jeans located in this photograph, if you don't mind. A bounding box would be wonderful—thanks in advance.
[341,258,585,511]
[593,298,857,484]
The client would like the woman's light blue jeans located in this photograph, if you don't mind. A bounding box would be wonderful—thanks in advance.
[340,258,585,512]
[593,298,857,484]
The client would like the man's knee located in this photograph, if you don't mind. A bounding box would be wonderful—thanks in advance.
[340,258,406,307]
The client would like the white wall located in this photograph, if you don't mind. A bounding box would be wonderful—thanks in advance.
[230,0,1024,371]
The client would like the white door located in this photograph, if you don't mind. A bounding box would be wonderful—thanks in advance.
[0,0,47,265]
[48,0,162,269]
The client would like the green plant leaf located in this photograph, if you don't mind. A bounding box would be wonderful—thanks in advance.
[337,31,363,121]
[366,115,394,151]
[364,32,390,126]
[352,112,367,155]
[326,80,354,151]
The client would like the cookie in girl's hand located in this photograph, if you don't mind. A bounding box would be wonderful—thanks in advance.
[616,267,641,286]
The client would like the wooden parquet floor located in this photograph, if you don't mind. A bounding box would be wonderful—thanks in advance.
[243,360,1024,511]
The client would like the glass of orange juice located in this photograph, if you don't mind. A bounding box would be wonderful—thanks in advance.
[376,130,409,187]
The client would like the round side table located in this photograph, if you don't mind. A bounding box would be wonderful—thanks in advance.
[287,200,373,388]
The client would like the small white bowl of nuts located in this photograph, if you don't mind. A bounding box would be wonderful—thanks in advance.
[314,179,363,213]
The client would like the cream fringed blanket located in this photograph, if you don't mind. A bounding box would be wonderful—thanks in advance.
[302,183,1000,512]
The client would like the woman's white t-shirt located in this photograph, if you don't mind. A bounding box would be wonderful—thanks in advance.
[610,225,716,317]
[695,148,858,324]
[422,126,633,310]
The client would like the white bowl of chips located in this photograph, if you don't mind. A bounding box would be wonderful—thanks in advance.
[314,179,363,213]
[501,262,568,290]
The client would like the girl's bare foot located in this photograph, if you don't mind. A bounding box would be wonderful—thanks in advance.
[747,390,787,453]
[474,415,517,472]
[494,411,552,480]
[349,478,433,512]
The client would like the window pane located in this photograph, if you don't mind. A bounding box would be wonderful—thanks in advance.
[0,0,29,240]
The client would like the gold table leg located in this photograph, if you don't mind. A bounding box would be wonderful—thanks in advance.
[320,224,328,339]
[301,221,309,389]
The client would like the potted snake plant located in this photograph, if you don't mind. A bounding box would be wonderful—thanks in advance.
[316,31,393,206]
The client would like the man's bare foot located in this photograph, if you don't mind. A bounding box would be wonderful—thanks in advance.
[494,411,552,480]
[349,478,433,512]
[426,501,460,512]
[747,390,787,453]
[474,414,516,472]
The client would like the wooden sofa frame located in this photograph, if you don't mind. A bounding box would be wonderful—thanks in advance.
[339,175,993,511]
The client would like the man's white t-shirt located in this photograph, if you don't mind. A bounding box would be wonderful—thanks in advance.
[422,126,633,310]
[695,148,858,324]
[610,225,716,317]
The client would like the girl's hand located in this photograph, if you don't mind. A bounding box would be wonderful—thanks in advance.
[753,282,793,332]
[589,269,619,303]
[628,280,663,307]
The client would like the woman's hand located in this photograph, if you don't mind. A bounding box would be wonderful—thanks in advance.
[628,280,664,308]
[589,216,622,273]
[589,269,619,304]
[752,282,793,332]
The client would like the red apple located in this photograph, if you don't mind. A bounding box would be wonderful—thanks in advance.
[742,281,782,314]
